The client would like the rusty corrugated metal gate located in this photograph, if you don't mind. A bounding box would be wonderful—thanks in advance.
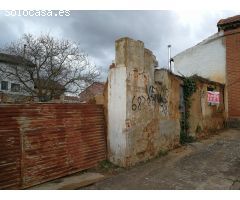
[0,103,107,189]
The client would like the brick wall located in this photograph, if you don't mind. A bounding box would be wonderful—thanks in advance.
[225,27,240,118]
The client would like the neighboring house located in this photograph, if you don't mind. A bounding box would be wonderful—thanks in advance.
[0,53,67,103]
[0,53,34,103]
[173,31,226,84]
[173,15,240,126]
[79,82,105,103]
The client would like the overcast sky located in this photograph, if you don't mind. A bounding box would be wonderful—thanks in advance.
[0,10,239,79]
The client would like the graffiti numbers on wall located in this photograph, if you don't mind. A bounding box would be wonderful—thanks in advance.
[132,95,150,111]
[132,85,169,115]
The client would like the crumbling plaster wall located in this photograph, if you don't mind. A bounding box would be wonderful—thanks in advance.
[189,80,225,138]
[108,38,180,167]
[107,37,226,167]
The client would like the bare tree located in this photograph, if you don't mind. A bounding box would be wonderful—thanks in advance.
[0,33,100,102]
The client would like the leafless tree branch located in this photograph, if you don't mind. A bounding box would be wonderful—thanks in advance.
[0,33,100,102]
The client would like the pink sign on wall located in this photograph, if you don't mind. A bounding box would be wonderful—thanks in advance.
[207,91,220,104]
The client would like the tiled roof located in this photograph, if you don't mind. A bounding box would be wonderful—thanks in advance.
[217,15,240,26]
[217,15,240,31]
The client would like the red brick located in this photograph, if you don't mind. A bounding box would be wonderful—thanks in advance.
[225,27,240,117]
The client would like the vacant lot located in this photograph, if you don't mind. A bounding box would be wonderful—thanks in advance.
[84,129,240,189]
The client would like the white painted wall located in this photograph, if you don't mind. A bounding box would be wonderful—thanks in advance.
[108,66,127,165]
[173,32,226,84]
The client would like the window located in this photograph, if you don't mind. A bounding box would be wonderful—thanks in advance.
[11,83,20,92]
[1,81,8,91]
[207,86,215,91]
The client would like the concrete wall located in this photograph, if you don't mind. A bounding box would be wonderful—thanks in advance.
[173,31,226,84]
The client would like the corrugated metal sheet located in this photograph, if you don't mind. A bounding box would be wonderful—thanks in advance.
[0,103,107,189]
[0,106,21,189]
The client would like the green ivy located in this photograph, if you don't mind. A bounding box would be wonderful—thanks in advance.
[180,76,197,144]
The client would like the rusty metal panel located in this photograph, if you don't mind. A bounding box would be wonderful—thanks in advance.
[21,104,107,188]
[0,106,21,189]
[0,103,107,189]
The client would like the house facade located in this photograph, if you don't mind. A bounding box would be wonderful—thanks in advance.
[0,53,34,103]
[173,15,240,126]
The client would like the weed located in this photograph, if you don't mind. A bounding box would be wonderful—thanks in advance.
[98,160,119,171]
[196,124,202,134]
[157,149,168,157]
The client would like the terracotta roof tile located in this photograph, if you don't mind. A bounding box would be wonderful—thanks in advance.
[217,15,240,26]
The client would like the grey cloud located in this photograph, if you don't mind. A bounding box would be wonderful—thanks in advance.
[0,10,239,80]
[0,12,25,47]
[62,11,183,68]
